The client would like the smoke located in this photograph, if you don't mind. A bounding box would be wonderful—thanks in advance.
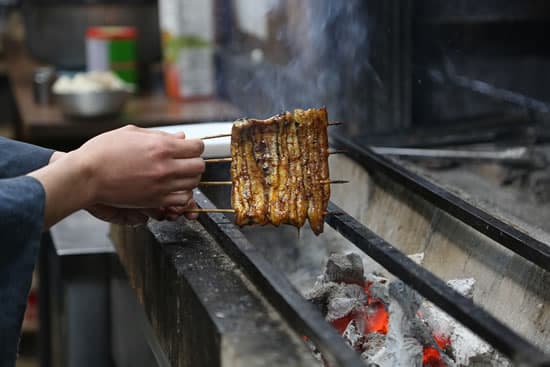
[221,0,370,126]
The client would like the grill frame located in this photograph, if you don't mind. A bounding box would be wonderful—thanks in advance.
[193,137,550,366]
[331,132,550,272]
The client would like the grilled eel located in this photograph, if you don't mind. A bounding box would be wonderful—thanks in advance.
[230,107,330,234]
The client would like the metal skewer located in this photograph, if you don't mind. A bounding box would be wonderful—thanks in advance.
[204,150,347,164]
[198,180,349,186]
[200,122,342,140]
[182,208,334,215]
[181,208,236,213]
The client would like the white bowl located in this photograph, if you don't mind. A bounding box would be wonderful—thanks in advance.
[54,89,131,118]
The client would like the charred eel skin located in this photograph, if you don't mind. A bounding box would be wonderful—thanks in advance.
[230,107,330,235]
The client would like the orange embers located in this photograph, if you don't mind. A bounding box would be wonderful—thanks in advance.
[422,334,451,367]
[363,281,389,334]
[330,314,354,335]
[330,281,389,336]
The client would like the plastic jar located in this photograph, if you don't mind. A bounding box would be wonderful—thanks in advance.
[86,26,138,89]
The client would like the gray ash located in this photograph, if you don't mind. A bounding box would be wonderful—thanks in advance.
[304,252,511,367]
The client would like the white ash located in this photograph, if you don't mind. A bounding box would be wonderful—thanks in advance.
[305,282,342,315]
[365,273,390,305]
[306,252,370,318]
[369,283,423,367]
[343,319,367,352]
[361,332,386,362]
[326,284,367,321]
[322,252,365,286]
[420,301,510,367]
[420,278,511,367]
[446,278,475,299]
[305,252,510,367]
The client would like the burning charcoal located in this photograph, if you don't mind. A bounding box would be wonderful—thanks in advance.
[326,284,367,321]
[364,274,390,306]
[305,282,341,316]
[420,299,511,366]
[370,284,424,367]
[361,332,386,362]
[323,253,365,286]
[343,319,367,352]
[388,281,423,317]
[386,281,456,367]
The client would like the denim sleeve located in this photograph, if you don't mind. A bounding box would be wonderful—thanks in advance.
[0,176,46,366]
[0,137,54,179]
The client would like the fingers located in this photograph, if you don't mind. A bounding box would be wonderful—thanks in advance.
[183,199,199,220]
[129,125,186,140]
[128,125,203,164]
[140,208,167,221]
[160,190,194,207]
[164,198,199,221]
[169,157,205,178]
[124,211,149,225]
[162,176,201,192]
[171,138,205,158]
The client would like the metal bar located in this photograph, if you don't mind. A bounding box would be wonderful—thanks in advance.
[429,68,550,113]
[325,201,550,366]
[192,190,367,367]
[372,146,532,162]
[372,146,547,169]
[332,133,550,272]
[372,146,529,161]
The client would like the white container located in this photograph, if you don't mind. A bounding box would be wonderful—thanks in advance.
[159,0,215,100]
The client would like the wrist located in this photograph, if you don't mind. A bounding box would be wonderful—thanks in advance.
[49,151,67,164]
[28,151,98,228]
[64,149,99,207]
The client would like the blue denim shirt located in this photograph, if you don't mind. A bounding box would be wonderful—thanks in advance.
[0,137,53,366]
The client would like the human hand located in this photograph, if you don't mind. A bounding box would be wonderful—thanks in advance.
[30,125,205,228]
[87,204,149,225]
[71,125,205,208]
[86,198,200,225]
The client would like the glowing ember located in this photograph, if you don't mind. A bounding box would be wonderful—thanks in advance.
[423,347,446,367]
[330,281,389,336]
[363,281,389,335]
[364,300,389,334]
[363,281,373,296]
[422,334,451,367]
[307,254,505,367]
[331,314,354,335]
[434,334,451,350]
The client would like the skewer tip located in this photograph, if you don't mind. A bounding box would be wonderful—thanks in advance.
[320,180,350,185]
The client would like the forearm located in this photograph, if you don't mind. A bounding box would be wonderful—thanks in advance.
[28,152,95,229]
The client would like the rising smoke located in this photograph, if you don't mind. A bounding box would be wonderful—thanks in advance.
[220,0,371,132]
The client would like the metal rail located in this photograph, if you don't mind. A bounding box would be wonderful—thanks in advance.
[193,135,550,365]
[193,190,367,367]
[194,183,550,365]
[332,132,550,272]
[326,201,550,366]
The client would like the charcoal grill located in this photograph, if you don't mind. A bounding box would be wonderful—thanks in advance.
[110,140,550,366]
